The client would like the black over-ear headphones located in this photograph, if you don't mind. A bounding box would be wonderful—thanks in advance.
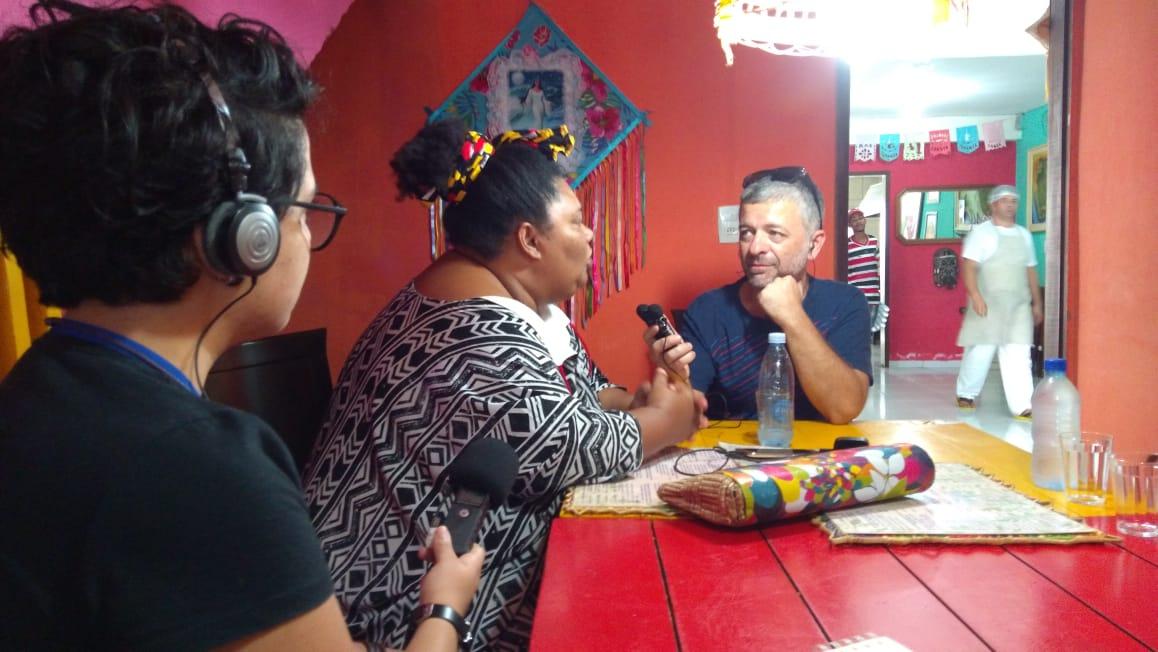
[199,71,280,279]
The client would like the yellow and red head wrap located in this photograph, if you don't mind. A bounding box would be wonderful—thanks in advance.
[434,125,575,204]
[495,125,575,162]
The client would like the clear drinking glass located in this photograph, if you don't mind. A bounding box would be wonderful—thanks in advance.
[1060,432,1113,506]
[1112,452,1158,538]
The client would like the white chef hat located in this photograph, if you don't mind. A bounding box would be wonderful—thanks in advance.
[988,185,1019,204]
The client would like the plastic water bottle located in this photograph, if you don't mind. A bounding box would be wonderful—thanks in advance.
[1030,358,1082,490]
[757,332,794,447]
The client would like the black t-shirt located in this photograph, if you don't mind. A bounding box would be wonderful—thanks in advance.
[0,332,335,650]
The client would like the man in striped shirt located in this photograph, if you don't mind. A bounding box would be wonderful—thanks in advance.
[847,209,882,325]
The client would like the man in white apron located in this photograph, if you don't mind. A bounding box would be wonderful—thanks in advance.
[955,185,1043,418]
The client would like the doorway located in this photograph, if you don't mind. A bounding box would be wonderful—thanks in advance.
[837,1,1054,367]
[848,173,888,369]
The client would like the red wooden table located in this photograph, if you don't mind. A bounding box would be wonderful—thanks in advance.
[529,421,1158,651]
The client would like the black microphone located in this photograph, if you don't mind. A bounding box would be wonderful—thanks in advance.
[636,303,690,385]
[636,303,675,338]
[443,438,519,556]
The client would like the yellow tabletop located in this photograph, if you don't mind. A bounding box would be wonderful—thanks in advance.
[686,420,1110,518]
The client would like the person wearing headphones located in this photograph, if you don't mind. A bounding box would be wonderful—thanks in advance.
[0,2,481,650]
[647,168,872,424]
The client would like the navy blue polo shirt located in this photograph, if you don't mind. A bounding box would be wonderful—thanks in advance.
[681,277,872,421]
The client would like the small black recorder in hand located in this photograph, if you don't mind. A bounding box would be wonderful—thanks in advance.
[635,303,675,338]
[636,303,690,385]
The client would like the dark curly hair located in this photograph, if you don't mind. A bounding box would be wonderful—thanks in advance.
[0,1,317,307]
[390,120,567,259]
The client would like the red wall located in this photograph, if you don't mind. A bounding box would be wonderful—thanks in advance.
[1070,0,1158,453]
[290,0,839,386]
[851,146,1016,361]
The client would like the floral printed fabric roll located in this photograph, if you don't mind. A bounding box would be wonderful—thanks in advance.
[657,444,936,527]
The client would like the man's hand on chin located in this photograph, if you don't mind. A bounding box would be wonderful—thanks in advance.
[757,275,806,325]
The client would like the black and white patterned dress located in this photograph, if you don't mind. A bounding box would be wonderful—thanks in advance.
[303,284,642,650]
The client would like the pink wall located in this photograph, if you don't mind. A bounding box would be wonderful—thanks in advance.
[290,0,840,386]
[0,0,350,65]
[851,146,1017,361]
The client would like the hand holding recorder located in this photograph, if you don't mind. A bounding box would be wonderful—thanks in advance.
[637,304,695,383]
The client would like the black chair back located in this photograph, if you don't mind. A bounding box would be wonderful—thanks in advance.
[205,328,331,474]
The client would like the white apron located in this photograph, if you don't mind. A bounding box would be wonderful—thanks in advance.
[957,229,1033,346]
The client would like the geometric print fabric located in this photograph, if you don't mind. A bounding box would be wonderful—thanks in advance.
[303,284,643,650]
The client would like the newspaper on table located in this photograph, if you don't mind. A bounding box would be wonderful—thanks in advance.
[818,463,1115,543]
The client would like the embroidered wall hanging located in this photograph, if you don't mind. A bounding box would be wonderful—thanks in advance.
[427,4,649,326]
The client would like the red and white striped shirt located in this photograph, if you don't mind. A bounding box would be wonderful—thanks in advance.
[848,235,880,303]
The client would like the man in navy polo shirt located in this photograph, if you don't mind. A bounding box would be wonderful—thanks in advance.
[648,168,871,423]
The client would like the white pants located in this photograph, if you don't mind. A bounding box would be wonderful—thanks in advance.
[956,344,1033,415]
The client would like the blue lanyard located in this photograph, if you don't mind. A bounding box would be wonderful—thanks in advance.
[46,318,201,396]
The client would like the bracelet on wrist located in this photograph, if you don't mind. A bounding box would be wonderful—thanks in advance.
[411,603,472,646]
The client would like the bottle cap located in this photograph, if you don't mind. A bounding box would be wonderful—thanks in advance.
[768,332,786,344]
[1043,358,1067,373]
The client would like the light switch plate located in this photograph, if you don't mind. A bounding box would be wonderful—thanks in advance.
[717,205,739,243]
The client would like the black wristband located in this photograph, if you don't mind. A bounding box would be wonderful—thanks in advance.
[412,603,473,646]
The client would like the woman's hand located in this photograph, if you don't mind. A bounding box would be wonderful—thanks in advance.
[628,381,651,410]
[417,525,485,616]
[643,325,695,381]
[631,375,708,423]
[692,389,709,429]
[645,368,701,438]
[629,368,708,457]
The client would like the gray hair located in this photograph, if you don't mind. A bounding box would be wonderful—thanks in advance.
[741,179,823,235]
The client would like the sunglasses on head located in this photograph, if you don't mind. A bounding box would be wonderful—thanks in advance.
[741,166,823,219]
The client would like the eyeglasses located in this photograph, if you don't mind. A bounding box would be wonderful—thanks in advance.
[672,445,829,477]
[290,191,348,251]
[741,166,823,222]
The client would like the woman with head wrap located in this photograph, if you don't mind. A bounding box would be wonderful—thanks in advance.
[304,120,704,650]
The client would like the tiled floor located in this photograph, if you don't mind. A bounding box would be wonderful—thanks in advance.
[856,348,1033,452]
